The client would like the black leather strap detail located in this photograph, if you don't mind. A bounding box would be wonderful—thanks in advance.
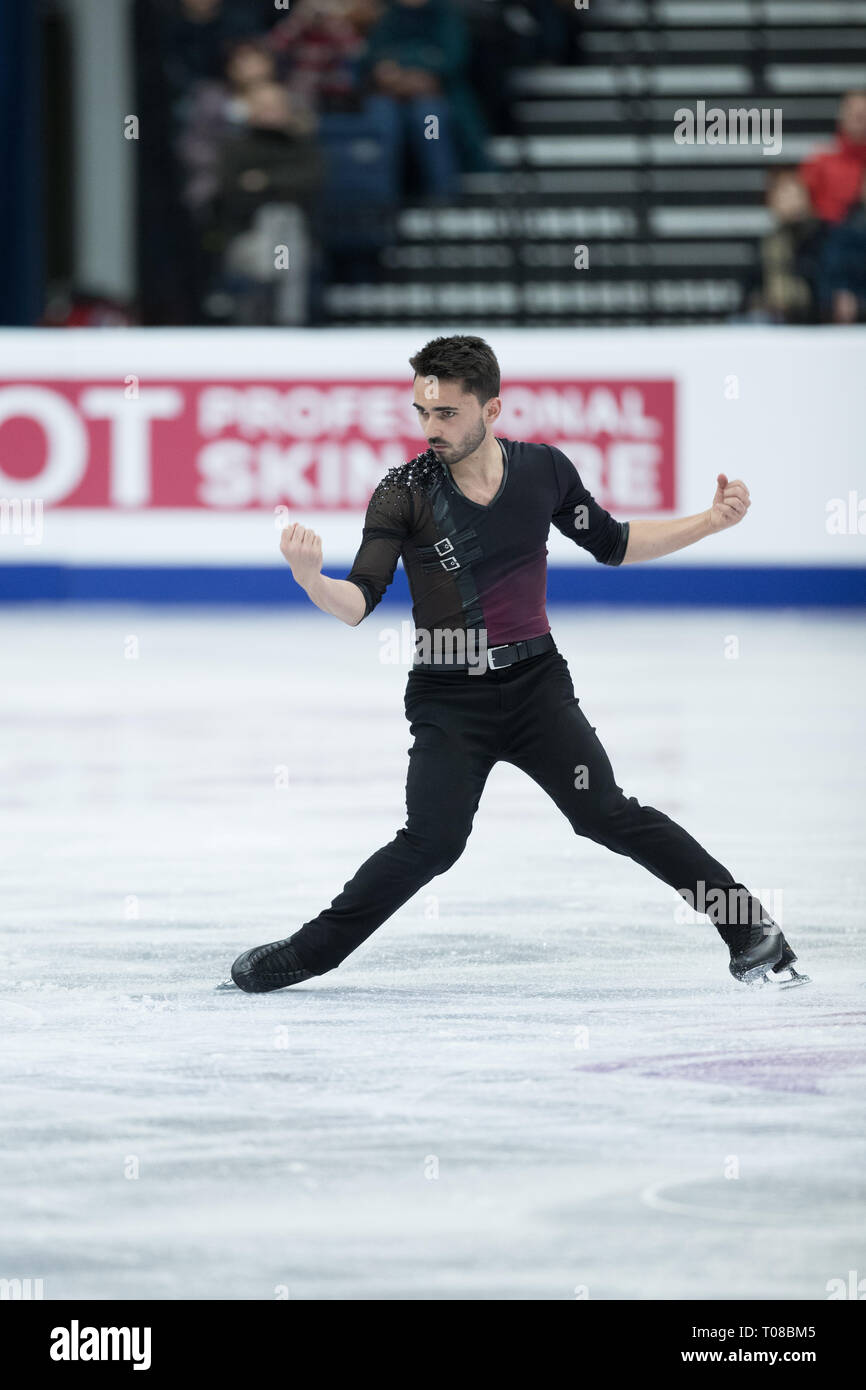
[417,526,483,573]
[413,631,555,672]
[485,633,555,669]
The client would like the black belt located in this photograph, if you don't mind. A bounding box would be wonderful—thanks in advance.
[413,631,555,672]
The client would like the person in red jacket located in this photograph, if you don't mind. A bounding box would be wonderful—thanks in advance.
[799,90,866,223]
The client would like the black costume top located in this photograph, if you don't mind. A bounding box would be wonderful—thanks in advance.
[345,438,629,646]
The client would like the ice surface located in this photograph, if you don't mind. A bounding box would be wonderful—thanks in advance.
[1,604,864,1300]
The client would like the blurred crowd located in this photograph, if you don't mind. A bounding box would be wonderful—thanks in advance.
[44,1,866,328]
[140,0,581,326]
[749,90,866,325]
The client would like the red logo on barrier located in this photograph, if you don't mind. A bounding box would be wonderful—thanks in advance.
[0,380,675,511]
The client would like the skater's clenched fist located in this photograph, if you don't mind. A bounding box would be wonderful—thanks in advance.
[280,523,323,588]
[708,473,750,531]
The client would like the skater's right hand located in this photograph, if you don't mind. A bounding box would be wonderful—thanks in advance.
[280,523,323,590]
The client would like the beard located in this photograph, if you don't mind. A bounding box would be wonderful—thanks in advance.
[431,415,487,466]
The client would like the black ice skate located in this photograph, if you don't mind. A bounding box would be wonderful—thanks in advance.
[223,939,316,993]
[762,934,811,989]
[725,924,811,988]
[725,921,784,984]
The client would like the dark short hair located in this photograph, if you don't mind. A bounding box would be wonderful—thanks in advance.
[409,335,500,406]
[222,35,275,71]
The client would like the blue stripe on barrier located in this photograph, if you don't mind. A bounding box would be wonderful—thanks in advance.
[0,565,864,605]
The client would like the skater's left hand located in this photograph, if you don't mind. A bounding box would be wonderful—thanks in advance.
[708,473,750,531]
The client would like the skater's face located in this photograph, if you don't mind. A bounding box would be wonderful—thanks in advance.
[412,377,499,465]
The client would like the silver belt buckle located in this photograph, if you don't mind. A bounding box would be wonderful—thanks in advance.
[487,644,512,670]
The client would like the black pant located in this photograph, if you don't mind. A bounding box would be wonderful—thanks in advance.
[289,648,770,974]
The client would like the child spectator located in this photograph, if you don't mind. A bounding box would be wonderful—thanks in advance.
[743,169,822,323]
[208,81,326,324]
[176,37,280,213]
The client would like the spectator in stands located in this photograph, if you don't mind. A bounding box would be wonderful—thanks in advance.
[214,78,324,210]
[167,0,254,89]
[268,0,383,115]
[361,0,495,193]
[744,169,822,324]
[454,0,581,70]
[817,167,866,323]
[177,37,280,213]
[799,89,866,224]
[209,81,326,324]
[40,287,135,328]
[450,1,515,134]
[529,0,584,64]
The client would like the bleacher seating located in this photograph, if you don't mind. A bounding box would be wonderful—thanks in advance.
[324,0,866,325]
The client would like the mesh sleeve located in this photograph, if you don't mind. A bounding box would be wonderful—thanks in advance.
[344,478,413,618]
[548,444,629,566]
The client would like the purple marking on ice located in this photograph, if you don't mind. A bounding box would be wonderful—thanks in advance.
[576,1049,866,1095]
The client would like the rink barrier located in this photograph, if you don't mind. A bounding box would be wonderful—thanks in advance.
[0,565,863,605]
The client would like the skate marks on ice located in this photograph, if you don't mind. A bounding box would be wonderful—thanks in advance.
[1,607,865,1298]
[3,939,865,1298]
[640,1170,864,1235]
[575,1028,866,1096]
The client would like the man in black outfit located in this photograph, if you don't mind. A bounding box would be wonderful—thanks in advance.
[229,335,805,993]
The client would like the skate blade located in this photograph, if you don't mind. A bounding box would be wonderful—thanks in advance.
[737,959,781,986]
[215,978,239,992]
[761,966,812,989]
